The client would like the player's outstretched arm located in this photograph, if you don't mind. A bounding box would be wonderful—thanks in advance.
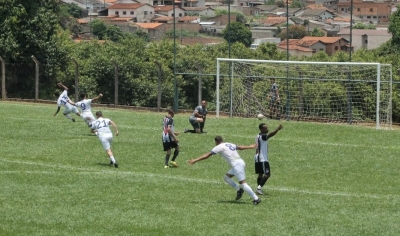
[110,120,119,136]
[267,124,283,139]
[237,144,257,150]
[67,100,75,106]
[54,107,60,116]
[187,152,213,165]
[92,93,103,102]
[57,83,68,91]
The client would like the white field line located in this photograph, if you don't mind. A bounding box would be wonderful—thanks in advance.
[2,159,398,200]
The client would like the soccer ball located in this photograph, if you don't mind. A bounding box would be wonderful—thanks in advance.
[257,114,264,120]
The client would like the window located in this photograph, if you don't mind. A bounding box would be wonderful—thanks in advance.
[144,11,148,15]
[172,13,174,17]
[179,13,182,17]
[335,46,338,50]
[365,40,368,44]
[123,11,126,15]
[150,12,153,15]
[115,11,119,15]
[370,8,373,12]
[357,8,360,12]
[130,11,134,15]
[367,16,371,19]
[320,48,324,51]
[341,8,344,11]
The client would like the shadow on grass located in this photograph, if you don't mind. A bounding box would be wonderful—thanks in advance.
[216,200,247,204]
[96,163,111,167]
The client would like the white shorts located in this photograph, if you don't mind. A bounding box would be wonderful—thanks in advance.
[98,133,113,151]
[227,159,246,182]
[81,112,95,124]
[63,103,79,115]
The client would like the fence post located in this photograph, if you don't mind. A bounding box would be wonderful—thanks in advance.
[0,56,5,99]
[154,60,162,112]
[196,63,202,105]
[112,60,118,108]
[71,58,79,102]
[31,55,39,101]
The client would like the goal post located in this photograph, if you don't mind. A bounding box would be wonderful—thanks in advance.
[216,58,392,129]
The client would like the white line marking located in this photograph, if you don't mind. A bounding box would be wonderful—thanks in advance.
[2,159,398,200]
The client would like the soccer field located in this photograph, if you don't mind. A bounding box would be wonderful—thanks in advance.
[1,101,399,236]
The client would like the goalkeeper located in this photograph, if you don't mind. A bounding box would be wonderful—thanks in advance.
[184,100,208,133]
[268,78,280,119]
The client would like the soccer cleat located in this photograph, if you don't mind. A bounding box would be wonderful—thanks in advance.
[72,118,75,122]
[256,188,264,195]
[253,198,262,205]
[164,165,169,169]
[236,188,244,200]
[170,161,178,167]
[109,161,113,167]
[114,163,118,168]
[184,128,189,133]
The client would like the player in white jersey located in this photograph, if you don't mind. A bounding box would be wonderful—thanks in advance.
[162,109,180,168]
[254,123,283,195]
[187,136,261,205]
[89,111,119,168]
[68,93,103,132]
[53,83,81,122]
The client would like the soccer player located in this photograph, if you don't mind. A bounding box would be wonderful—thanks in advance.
[184,100,208,134]
[89,111,119,168]
[254,123,283,195]
[267,78,280,119]
[68,93,103,132]
[53,82,81,122]
[162,109,180,168]
[187,136,261,205]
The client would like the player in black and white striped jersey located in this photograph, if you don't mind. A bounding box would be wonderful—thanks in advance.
[254,123,283,195]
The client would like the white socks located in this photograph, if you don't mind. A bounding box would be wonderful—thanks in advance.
[109,156,116,164]
[241,183,258,200]
[224,175,240,191]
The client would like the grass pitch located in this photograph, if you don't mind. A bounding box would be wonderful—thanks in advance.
[1,101,399,236]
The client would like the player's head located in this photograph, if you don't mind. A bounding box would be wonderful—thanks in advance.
[214,135,223,145]
[167,109,174,117]
[95,111,103,118]
[259,123,268,133]
[270,78,275,83]
[80,93,87,100]
[201,100,207,108]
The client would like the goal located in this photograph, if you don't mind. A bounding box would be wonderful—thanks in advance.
[216,58,392,129]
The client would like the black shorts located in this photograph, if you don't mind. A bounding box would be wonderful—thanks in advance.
[163,141,178,151]
[255,161,270,175]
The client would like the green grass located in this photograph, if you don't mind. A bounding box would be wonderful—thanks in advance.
[1,101,400,236]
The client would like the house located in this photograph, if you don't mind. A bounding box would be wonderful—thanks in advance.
[336,0,392,23]
[153,16,175,23]
[133,23,167,40]
[178,16,201,23]
[300,8,335,20]
[337,29,391,51]
[277,39,314,57]
[154,5,185,18]
[107,3,155,22]
[259,17,294,27]
[278,36,350,56]
[182,7,215,17]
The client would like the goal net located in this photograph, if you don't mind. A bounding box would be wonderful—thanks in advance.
[216,58,392,129]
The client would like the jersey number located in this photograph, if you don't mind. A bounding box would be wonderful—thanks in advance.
[80,103,87,110]
[225,144,236,151]
[93,120,108,129]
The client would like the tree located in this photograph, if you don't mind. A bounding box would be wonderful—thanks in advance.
[389,8,400,48]
[223,22,252,47]
[90,19,107,40]
[278,25,307,39]
[311,27,324,37]
[104,25,123,42]
[276,0,285,7]
[0,0,70,98]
